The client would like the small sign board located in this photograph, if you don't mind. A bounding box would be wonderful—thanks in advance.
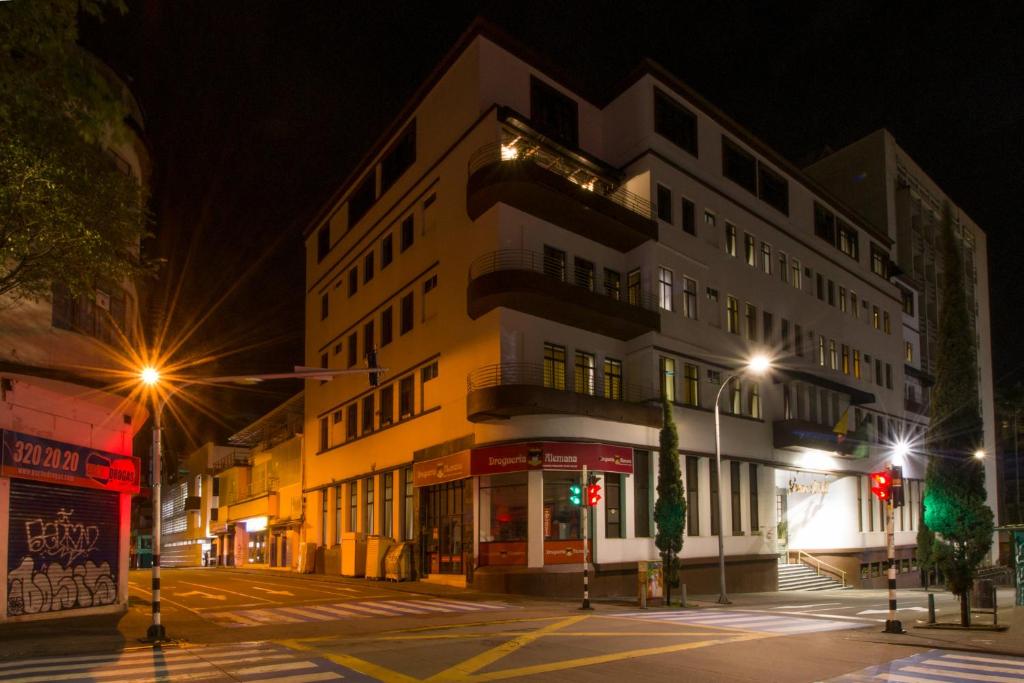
[1,430,140,494]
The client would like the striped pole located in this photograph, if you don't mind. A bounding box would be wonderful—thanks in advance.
[581,465,592,610]
[884,497,903,634]
[146,406,167,642]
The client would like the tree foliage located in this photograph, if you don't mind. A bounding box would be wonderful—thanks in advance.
[655,397,686,602]
[0,0,150,302]
[922,203,994,624]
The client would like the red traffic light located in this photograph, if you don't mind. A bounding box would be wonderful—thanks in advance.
[586,483,601,507]
[869,470,891,501]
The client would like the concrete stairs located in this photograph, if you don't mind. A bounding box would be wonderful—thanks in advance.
[778,562,849,591]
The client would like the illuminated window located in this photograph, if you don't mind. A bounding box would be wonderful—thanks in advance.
[725,223,737,256]
[744,233,756,266]
[853,350,862,379]
[883,311,891,334]
[842,344,850,375]
[818,335,826,367]
[745,303,758,341]
[872,305,880,330]
[761,242,772,274]
[779,252,788,283]
[829,339,838,370]
[839,286,847,313]
[658,267,674,311]
[543,343,566,390]
[660,357,676,402]
[682,277,698,319]
[749,383,761,419]
[905,342,913,362]
[603,358,622,400]
[683,363,699,407]
[791,258,802,289]
[573,351,596,396]
[726,296,740,334]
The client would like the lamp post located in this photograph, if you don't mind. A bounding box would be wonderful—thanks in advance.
[138,364,385,643]
[712,355,771,605]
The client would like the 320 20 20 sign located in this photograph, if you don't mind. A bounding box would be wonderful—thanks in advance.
[0,431,140,494]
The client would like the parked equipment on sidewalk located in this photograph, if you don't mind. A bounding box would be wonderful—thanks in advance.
[365,536,394,579]
[385,542,414,581]
[341,531,367,577]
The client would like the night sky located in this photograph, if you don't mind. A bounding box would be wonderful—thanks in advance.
[82,1,1024,448]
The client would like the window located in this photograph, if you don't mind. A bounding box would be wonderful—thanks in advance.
[870,244,887,278]
[349,173,376,227]
[681,277,697,319]
[363,321,374,357]
[574,351,595,395]
[531,76,578,146]
[322,490,329,545]
[725,223,737,256]
[320,293,329,321]
[681,198,696,235]
[729,380,741,414]
[380,122,416,193]
[657,184,672,223]
[794,323,803,356]
[317,225,330,262]
[399,376,414,417]
[683,363,699,407]
[634,450,652,537]
[745,303,758,341]
[875,358,883,387]
[400,293,414,334]
[722,136,757,193]
[872,305,880,330]
[749,464,759,531]
[653,88,698,155]
[885,363,893,389]
[349,482,358,531]
[905,341,913,363]
[574,258,594,291]
[827,280,835,306]
[840,286,847,313]
[381,306,393,346]
[781,318,790,351]
[779,252,788,283]
[400,215,414,252]
[364,478,375,535]
[816,273,824,300]
[706,287,719,301]
[421,360,438,383]
[853,350,862,379]
[382,473,394,538]
[403,468,414,540]
[758,164,789,215]
[381,233,393,268]
[686,457,700,536]
[605,473,623,538]
[348,267,358,296]
[791,258,802,289]
[543,343,566,390]
[335,484,342,544]
[837,219,859,259]
[347,332,358,368]
[762,310,773,344]
[818,335,826,367]
[660,357,676,401]
[761,242,772,274]
[627,269,641,306]
[829,339,838,370]
[319,416,328,452]
[842,344,850,375]
[544,472,582,541]
[744,233,755,266]
[704,210,716,227]
[361,395,374,434]
[726,296,740,334]
[379,384,394,427]
[423,274,437,294]
[851,292,860,318]
[543,245,566,281]
[364,252,375,283]
[883,311,891,334]
[731,461,742,535]
[604,268,621,300]
[658,267,674,310]
[814,203,836,244]
[603,358,622,400]
[749,383,761,418]
[901,287,914,316]
[346,404,357,440]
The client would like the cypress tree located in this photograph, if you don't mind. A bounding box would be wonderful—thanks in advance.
[923,203,994,626]
[655,397,686,604]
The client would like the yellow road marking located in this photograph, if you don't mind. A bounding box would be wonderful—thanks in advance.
[288,615,565,642]
[368,630,716,641]
[278,638,418,683]
[425,614,588,681]
[602,612,764,634]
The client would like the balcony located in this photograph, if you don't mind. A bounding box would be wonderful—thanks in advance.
[466,140,657,252]
[773,419,844,452]
[468,250,660,340]
[184,496,202,512]
[466,363,661,427]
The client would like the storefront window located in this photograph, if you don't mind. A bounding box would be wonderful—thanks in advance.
[479,473,528,542]
[383,472,394,538]
[403,467,414,540]
[248,532,266,564]
[543,472,581,540]
[365,477,375,535]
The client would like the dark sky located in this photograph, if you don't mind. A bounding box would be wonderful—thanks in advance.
[83,1,1024,446]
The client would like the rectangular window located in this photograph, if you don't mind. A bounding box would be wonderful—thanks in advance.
[842,344,850,375]
[603,358,622,400]
[905,341,913,363]
[350,482,358,532]
[683,363,699,407]
[319,416,328,452]
[749,382,761,418]
[364,251,375,283]
[722,136,757,193]
[364,478,375,536]
[574,351,596,396]
[634,450,652,537]
[818,335,826,367]
[681,277,697,319]
[423,274,438,294]
[574,257,594,291]
[400,293,414,334]
[758,164,789,215]
[627,269,641,306]
[794,323,803,356]
[381,122,416,193]
[400,215,414,252]
[852,292,860,318]
[605,472,622,538]
[346,404,357,440]
[686,457,699,536]
[853,350,862,379]
[724,223,737,257]
[901,287,914,316]
[761,242,772,274]
[660,357,676,401]
[716,295,736,336]
[381,306,393,346]
[317,226,330,263]
[872,305,880,330]
[399,376,414,418]
[347,332,358,368]
[543,343,566,390]
[839,286,847,313]
[749,464,759,532]
[322,490,329,545]
[654,88,698,155]
[837,219,859,260]
[403,468,414,540]
[421,360,438,383]
[875,359,883,387]
[335,484,342,544]
[744,233,756,266]
[791,258,802,289]
[361,394,374,434]
[704,210,716,227]
[762,311,773,345]
[681,198,696,235]
[363,320,374,357]
[383,473,394,538]
[827,280,835,306]
[604,268,621,300]
[870,244,887,278]
[349,173,376,227]
[886,363,893,389]
[543,245,566,281]
[816,273,824,300]
[729,380,741,415]
[781,318,790,351]
[531,76,578,146]
[829,339,838,370]
[379,384,394,427]
[779,252,788,283]
[815,203,836,244]
[348,267,358,297]
[745,303,758,341]
[883,311,891,334]
[320,293,329,321]
[381,233,393,268]
[658,267,674,311]
[657,184,672,223]
[731,461,742,535]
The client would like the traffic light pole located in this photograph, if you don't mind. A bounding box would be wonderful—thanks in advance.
[884,495,903,634]
[580,464,591,610]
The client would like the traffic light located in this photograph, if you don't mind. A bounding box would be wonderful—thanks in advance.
[586,481,602,507]
[869,470,891,502]
[569,483,582,506]
[367,348,379,387]
[889,465,905,507]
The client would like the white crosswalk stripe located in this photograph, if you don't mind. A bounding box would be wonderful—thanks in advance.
[205,597,510,627]
[0,642,364,682]
[616,608,870,634]
[827,649,1024,682]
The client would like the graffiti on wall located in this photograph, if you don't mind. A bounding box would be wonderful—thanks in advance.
[7,482,120,617]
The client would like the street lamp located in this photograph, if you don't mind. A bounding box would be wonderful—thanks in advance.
[712,354,772,605]
[138,364,385,643]
[974,449,986,460]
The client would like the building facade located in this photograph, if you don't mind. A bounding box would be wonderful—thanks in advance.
[301,24,971,594]
[159,442,236,567]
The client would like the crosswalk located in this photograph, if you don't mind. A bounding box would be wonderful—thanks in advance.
[615,608,870,635]
[828,649,1024,682]
[207,597,510,627]
[0,641,372,682]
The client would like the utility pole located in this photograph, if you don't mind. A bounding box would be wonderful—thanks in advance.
[581,464,591,610]
[885,464,904,634]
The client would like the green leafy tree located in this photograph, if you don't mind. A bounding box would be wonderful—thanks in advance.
[923,203,994,626]
[655,397,686,605]
[915,513,936,588]
[0,0,150,303]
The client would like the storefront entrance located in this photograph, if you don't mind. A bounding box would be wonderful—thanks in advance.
[422,480,468,575]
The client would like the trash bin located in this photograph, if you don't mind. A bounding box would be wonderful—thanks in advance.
[365,536,394,579]
[385,542,414,582]
[325,544,342,575]
[341,532,367,577]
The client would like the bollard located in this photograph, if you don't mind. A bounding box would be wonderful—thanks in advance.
[928,593,935,624]
[680,583,687,609]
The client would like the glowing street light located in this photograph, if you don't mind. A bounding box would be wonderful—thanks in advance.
[712,354,773,604]
[140,366,160,386]
[974,449,986,460]
[892,439,911,466]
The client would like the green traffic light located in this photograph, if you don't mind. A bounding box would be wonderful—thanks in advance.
[569,484,582,506]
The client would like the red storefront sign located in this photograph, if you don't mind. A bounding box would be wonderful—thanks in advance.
[1,430,140,494]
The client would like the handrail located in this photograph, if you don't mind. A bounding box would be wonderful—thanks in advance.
[467,140,654,220]
[468,249,660,312]
[789,549,847,588]
[467,362,656,404]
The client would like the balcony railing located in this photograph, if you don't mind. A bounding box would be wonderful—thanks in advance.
[467,362,654,403]
[469,249,659,312]
[468,141,653,220]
